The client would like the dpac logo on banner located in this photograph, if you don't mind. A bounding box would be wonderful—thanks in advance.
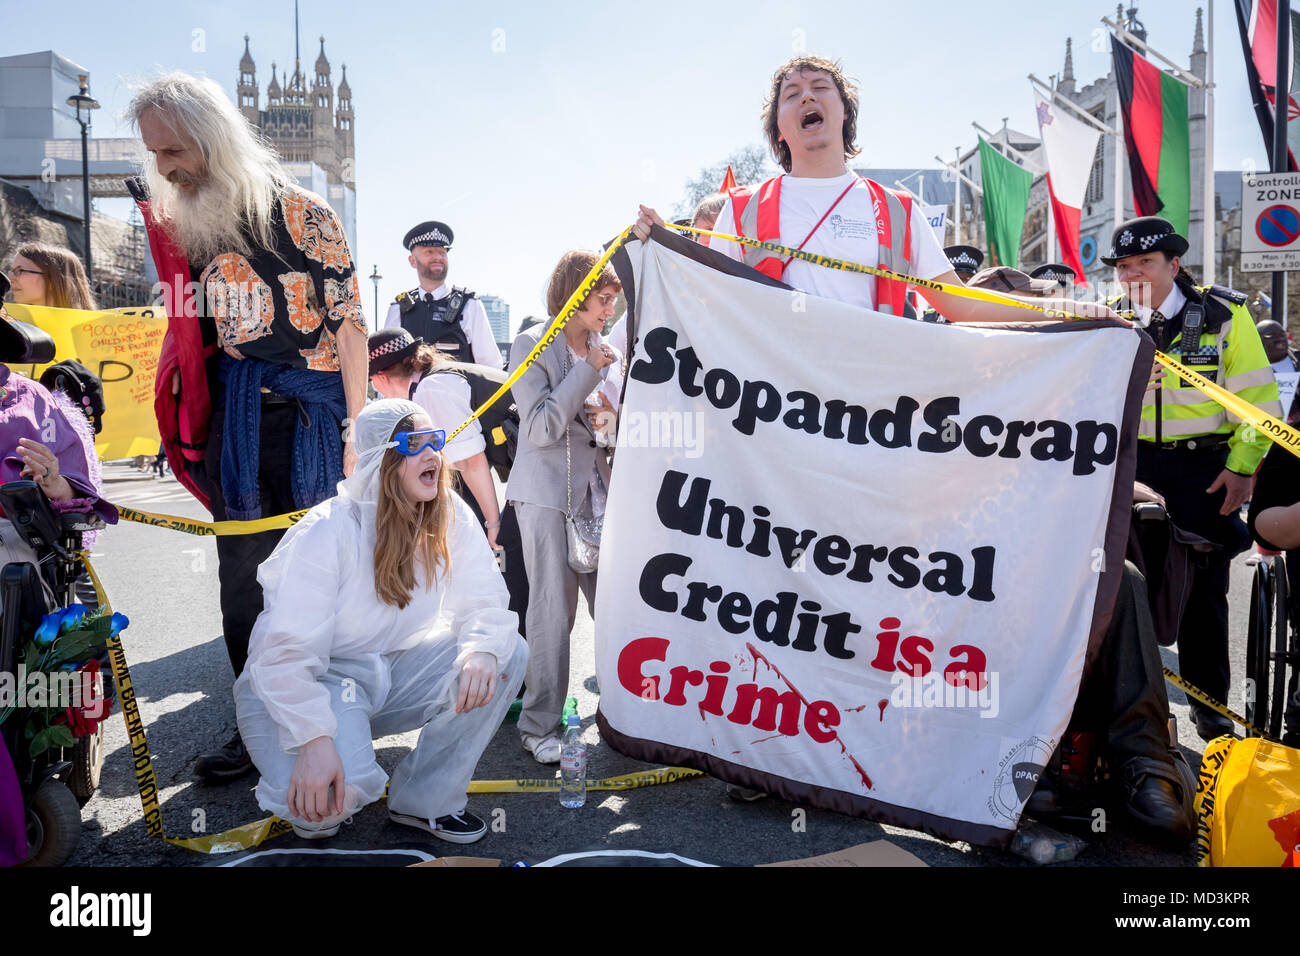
[6,302,166,459]
[596,234,1145,846]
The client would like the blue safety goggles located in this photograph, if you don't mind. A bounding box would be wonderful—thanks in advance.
[389,428,446,456]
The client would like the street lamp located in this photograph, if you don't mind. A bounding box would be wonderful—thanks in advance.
[65,74,100,284]
[369,264,382,325]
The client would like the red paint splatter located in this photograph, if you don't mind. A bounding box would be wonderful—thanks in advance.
[843,704,867,713]
[746,641,873,791]
[877,699,888,721]
[750,732,785,745]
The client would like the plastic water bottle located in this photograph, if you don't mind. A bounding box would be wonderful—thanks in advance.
[559,715,587,808]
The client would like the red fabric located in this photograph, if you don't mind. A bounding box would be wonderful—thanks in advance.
[720,165,738,193]
[137,197,214,511]
[860,178,910,315]
[728,180,786,281]
[1046,174,1088,284]
[1128,49,1165,215]
[1252,0,1281,87]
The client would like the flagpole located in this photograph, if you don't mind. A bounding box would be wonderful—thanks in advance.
[1273,0,1290,328]
[1113,78,1124,231]
[1047,74,1058,265]
[1204,0,1217,286]
[954,147,963,245]
[1102,16,1209,89]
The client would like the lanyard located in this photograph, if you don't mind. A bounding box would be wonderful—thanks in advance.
[781,177,860,276]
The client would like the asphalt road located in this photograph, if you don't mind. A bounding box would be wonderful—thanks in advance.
[62,461,1255,868]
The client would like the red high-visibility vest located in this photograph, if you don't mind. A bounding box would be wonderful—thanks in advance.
[728,175,915,316]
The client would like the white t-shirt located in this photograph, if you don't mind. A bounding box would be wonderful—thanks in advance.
[410,372,485,465]
[383,284,504,369]
[709,172,952,311]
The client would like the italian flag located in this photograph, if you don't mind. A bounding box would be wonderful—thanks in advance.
[1110,34,1191,235]
[1033,92,1102,284]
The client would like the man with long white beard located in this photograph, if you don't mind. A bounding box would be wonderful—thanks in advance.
[126,72,367,782]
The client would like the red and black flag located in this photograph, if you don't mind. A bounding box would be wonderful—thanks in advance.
[1236,0,1300,170]
[1110,33,1191,234]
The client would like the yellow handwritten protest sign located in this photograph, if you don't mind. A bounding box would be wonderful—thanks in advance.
[5,302,166,459]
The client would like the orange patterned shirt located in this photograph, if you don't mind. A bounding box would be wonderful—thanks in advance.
[198,184,366,371]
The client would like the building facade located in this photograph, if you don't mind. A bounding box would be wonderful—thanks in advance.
[236,34,357,253]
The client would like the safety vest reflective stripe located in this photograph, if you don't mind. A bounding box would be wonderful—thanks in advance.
[731,175,914,315]
[1224,367,1279,392]
[859,178,915,316]
[1138,413,1229,438]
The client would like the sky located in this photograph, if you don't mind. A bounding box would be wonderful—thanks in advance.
[3,0,1269,334]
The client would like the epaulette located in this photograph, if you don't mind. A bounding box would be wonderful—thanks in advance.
[451,286,476,299]
[1197,284,1248,306]
[394,290,417,314]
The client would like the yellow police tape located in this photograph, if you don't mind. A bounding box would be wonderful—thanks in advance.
[115,504,308,536]
[85,553,700,854]
[442,225,634,445]
[1161,665,1276,742]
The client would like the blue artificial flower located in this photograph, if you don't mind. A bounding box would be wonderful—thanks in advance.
[33,609,67,648]
[107,612,129,638]
[59,604,88,633]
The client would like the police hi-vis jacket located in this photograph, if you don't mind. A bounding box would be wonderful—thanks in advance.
[1115,277,1281,475]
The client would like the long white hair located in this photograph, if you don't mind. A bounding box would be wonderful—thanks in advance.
[128,72,289,264]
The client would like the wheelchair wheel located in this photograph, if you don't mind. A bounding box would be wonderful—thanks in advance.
[20,778,81,867]
[66,668,105,806]
[1272,557,1291,741]
[1246,560,1272,735]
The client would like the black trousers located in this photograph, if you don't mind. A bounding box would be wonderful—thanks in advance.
[199,402,299,678]
[452,474,529,642]
[1074,563,1172,766]
[1135,443,1250,713]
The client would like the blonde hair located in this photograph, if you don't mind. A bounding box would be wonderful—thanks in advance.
[373,416,454,608]
[14,243,97,310]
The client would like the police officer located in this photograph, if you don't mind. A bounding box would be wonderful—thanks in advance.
[943,244,984,282]
[384,221,504,369]
[1029,263,1077,292]
[1105,216,1282,741]
[918,246,988,322]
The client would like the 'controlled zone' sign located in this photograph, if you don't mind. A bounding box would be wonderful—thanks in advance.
[1242,172,1300,272]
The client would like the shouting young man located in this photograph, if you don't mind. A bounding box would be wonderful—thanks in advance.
[635,56,1118,325]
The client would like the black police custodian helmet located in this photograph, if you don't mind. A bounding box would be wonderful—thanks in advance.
[1100,216,1188,266]
[403,221,454,251]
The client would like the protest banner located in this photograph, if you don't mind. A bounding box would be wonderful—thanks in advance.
[596,233,1147,846]
[5,302,166,459]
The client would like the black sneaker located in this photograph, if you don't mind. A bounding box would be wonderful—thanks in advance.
[194,731,255,783]
[388,808,488,844]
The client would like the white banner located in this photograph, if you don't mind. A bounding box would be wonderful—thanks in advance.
[921,203,948,246]
[595,237,1143,844]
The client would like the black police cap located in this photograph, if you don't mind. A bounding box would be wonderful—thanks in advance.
[1100,216,1188,266]
[944,244,984,275]
[403,221,454,251]
[1028,263,1077,285]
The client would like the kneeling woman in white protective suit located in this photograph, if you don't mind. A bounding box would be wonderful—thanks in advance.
[234,398,527,843]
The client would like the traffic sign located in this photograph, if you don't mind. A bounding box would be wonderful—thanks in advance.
[1241,172,1300,271]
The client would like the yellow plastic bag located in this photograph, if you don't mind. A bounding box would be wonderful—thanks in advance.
[1194,735,1300,866]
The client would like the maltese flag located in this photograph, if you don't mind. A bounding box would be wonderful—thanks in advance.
[1034,91,1102,283]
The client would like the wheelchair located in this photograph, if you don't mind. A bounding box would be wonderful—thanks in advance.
[0,317,108,866]
[1244,550,1300,745]
[0,484,108,867]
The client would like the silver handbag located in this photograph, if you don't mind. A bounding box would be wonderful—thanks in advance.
[565,420,602,574]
